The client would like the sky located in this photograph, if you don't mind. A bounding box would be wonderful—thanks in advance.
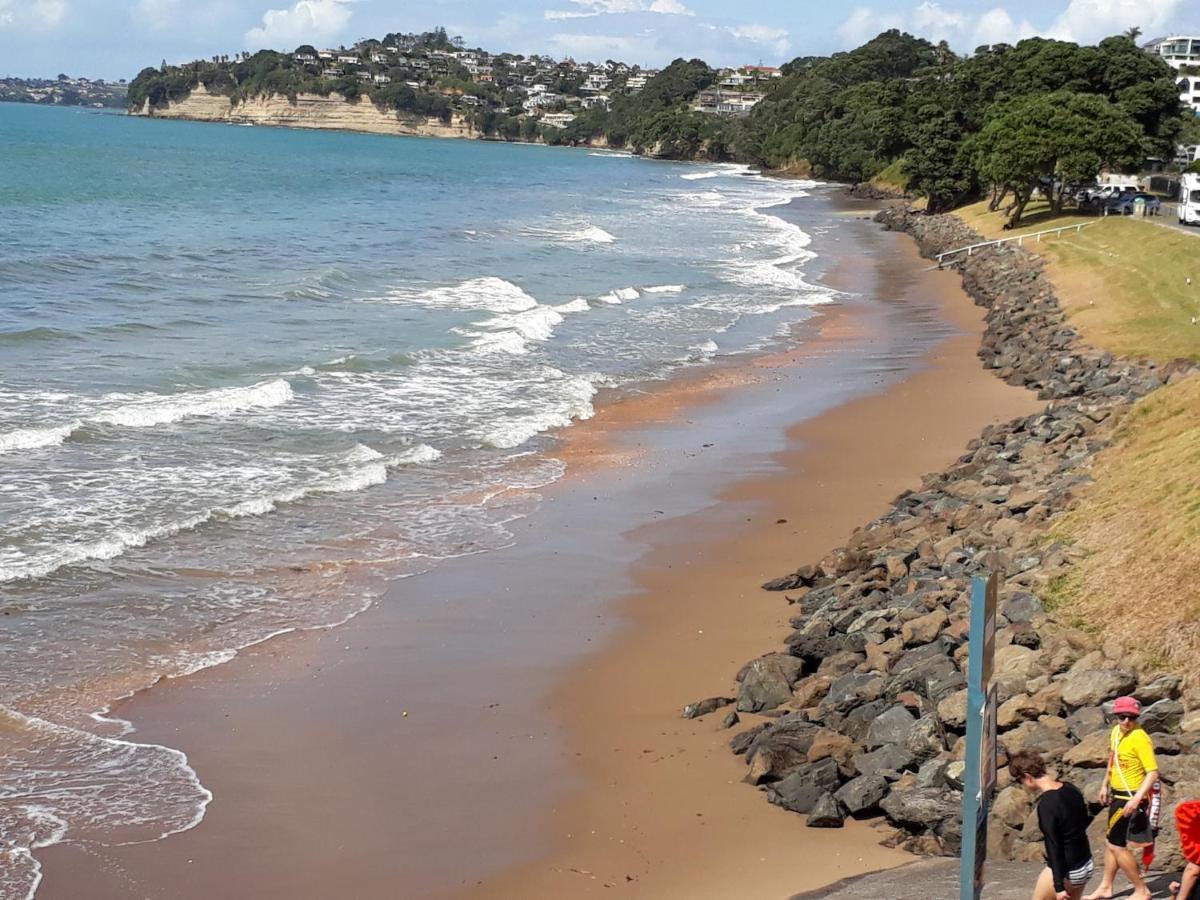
[0,0,1192,80]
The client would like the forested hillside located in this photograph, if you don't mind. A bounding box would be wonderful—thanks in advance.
[731,31,1183,215]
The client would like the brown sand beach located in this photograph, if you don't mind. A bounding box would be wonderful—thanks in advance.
[35,196,1040,899]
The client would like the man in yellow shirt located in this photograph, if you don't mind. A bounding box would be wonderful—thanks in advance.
[1084,696,1158,900]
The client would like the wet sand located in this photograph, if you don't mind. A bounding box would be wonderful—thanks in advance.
[36,199,1041,898]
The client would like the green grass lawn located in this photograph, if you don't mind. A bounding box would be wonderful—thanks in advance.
[948,198,1200,684]
[953,201,1200,363]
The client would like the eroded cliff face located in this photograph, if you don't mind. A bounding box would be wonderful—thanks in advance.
[132,86,476,140]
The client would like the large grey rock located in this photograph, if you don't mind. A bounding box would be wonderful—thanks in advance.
[852,743,915,778]
[823,672,885,712]
[866,706,918,750]
[806,792,846,828]
[1000,592,1043,624]
[737,654,804,712]
[1064,706,1107,741]
[905,715,946,763]
[1137,674,1183,704]
[745,716,820,782]
[1060,666,1136,709]
[880,786,960,829]
[682,696,733,719]
[766,758,841,814]
[916,758,951,789]
[835,774,889,814]
[837,699,892,743]
[1141,699,1185,734]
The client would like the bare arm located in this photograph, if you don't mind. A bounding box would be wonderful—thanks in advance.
[1178,861,1200,900]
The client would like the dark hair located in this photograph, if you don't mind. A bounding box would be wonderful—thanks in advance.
[1008,750,1048,781]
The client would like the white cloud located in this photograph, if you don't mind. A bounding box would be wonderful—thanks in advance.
[544,0,693,22]
[912,2,966,33]
[648,0,692,14]
[726,24,791,57]
[837,2,1036,51]
[972,7,1036,46]
[546,30,661,60]
[244,0,352,49]
[135,0,180,32]
[837,7,903,46]
[0,0,69,29]
[1047,0,1181,44]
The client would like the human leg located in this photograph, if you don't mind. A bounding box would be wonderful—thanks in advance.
[1033,866,1057,900]
[1111,845,1152,900]
[1082,846,1117,900]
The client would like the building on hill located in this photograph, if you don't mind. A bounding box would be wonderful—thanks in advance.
[1143,36,1200,113]
[693,89,764,117]
[540,111,576,128]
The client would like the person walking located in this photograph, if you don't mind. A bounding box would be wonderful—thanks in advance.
[1010,749,1094,900]
[1084,696,1158,900]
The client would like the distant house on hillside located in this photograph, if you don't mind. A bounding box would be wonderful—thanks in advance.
[541,111,576,128]
[1142,35,1200,113]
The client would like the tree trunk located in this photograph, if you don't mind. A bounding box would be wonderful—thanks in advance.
[988,184,1009,212]
[1008,187,1033,228]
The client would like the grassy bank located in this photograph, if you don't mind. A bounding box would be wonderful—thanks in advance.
[951,200,1200,685]
[956,200,1200,363]
[1044,375,1200,681]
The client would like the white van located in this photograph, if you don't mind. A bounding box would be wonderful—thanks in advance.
[1179,173,1200,225]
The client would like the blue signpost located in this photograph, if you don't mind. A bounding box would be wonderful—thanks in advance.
[960,572,1000,900]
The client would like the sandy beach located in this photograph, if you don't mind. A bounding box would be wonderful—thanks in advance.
[35,197,1041,899]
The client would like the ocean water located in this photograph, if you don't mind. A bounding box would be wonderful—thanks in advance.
[0,102,834,897]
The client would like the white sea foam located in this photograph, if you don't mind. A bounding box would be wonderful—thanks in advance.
[680,171,722,180]
[0,421,79,453]
[0,453,394,584]
[94,379,293,428]
[642,284,685,294]
[523,223,616,245]
[482,375,597,449]
[596,287,639,304]
[554,298,592,313]
[0,707,212,900]
[392,443,441,465]
[477,305,564,343]
[389,277,539,313]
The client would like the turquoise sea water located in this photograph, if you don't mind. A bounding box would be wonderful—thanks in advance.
[0,102,834,896]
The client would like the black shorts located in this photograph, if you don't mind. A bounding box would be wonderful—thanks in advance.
[1106,796,1153,848]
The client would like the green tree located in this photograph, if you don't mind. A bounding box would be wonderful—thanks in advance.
[967,91,1144,225]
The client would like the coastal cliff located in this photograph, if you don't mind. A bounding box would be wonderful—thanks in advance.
[704,207,1200,871]
[131,86,477,140]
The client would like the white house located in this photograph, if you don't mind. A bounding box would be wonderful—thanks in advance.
[1143,35,1200,113]
[541,111,576,128]
[338,54,359,64]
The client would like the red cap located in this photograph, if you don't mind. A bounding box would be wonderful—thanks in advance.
[1113,696,1142,716]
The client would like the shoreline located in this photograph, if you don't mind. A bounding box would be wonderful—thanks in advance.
[33,198,1039,898]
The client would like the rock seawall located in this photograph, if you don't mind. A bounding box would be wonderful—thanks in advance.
[698,206,1199,869]
[132,86,477,140]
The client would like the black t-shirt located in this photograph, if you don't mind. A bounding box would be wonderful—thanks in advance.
[1037,782,1092,891]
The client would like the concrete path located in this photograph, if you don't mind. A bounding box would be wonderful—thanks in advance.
[791,857,1181,899]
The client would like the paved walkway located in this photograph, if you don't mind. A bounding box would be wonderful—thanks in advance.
[791,857,1180,899]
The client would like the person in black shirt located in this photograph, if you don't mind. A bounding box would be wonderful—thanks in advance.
[1010,750,1095,900]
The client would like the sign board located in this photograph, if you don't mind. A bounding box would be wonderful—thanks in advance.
[960,572,1000,900]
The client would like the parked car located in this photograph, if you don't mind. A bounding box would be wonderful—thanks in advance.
[1104,191,1161,215]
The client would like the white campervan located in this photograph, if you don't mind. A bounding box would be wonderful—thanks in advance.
[1179,173,1200,225]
